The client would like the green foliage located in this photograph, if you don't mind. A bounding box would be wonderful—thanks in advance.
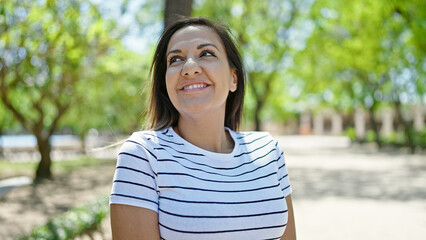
[380,127,426,148]
[60,45,151,137]
[19,196,109,240]
[0,0,150,177]
[0,0,124,178]
[291,0,425,147]
[414,128,426,147]
[380,131,401,145]
[0,102,19,133]
[343,127,356,141]
[366,130,377,142]
[0,0,117,132]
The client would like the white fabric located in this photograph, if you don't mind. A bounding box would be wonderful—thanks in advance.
[110,127,292,240]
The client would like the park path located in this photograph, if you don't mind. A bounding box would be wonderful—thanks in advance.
[279,137,426,240]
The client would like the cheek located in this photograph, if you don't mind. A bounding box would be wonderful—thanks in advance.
[165,72,181,110]
[165,70,176,89]
[165,75,175,102]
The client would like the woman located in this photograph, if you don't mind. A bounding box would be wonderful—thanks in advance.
[110,17,296,240]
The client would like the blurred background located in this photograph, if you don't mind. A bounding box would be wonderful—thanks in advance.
[0,0,425,239]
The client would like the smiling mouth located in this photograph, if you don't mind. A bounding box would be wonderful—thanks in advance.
[182,84,208,91]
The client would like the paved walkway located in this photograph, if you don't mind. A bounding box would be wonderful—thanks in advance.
[0,176,32,198]
[281,140,426,240]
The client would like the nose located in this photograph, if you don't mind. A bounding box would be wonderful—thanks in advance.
[181,58,202,77]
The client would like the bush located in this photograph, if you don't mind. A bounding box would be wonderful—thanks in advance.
[412,127,426,147]
[19,196,109,240]
[380,131,402,145]
[343,127,356,141]
[365,130,376,142]
[380,127,426,148]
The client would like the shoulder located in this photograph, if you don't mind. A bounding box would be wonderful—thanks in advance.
[127,127,175,144]
[233,130,277,146]
[120,128,174,156]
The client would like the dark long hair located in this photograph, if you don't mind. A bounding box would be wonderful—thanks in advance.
[147,17,245,131]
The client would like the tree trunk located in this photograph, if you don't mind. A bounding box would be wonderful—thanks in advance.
[0,126,4,158]
[164,0,193,29]
[254,100,263,131]
[35,133,52,180]
[394,101,416,153]
[78,132,87,154]
[367,107,381,148]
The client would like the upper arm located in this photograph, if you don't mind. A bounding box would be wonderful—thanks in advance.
[281,195,296,240]
[110,136,160,239]
[110,204,161,240]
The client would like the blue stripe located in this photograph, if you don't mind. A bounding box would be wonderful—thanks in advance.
[159,222,287,234]
[117,166,155,179]
[144,133,184,145]
[125,140,158,159]
[155,144,205,156]
[111,193,158,205]
[159,183,280,193]
[278,173,288,182]
[159,208,287,219]
[157,171,276,183]
[118,152,149,162]
[157,155,280,178]
[159,195,285,205]
[239,134,269,145]
[234,139,274,158]
[114,180,156,191]
[162,128,173,137]
[236,132,255,139]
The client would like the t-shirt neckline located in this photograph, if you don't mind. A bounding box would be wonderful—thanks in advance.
[168,126,240,159]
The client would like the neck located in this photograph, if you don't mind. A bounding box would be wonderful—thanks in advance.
[175,113,234,153]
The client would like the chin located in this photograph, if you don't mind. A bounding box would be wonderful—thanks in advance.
[179,103,225,116]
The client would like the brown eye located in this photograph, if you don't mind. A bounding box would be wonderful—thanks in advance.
[169,56,183,65]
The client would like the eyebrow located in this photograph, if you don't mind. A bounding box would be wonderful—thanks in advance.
[166,43,220,58]
[197,43,219,51]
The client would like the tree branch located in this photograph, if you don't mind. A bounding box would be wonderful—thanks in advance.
[0,60,31,130]
[48,101,70,137]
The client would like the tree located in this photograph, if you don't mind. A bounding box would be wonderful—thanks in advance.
[296,0,425,148]
[60,46,151,147]
[164,0,193,28]
[0,0,117,179]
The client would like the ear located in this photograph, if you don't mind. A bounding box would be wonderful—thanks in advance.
[229,68,238,92]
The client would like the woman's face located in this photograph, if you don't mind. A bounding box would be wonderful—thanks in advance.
[165,25,237,119]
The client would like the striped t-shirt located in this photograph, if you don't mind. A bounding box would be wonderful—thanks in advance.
[110,127,292,240]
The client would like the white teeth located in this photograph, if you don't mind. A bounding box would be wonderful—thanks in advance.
[184,84,206,90]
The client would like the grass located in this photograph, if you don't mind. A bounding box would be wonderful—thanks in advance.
[0,156,114,179]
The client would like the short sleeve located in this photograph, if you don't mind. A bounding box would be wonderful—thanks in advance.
[109,134,159,212]
[275,142,292,197]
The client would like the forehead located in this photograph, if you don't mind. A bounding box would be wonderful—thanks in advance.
[167,25,224,51]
